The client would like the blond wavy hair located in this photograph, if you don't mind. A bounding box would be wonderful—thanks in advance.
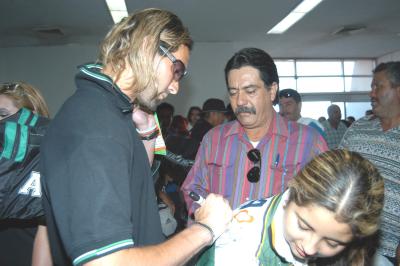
[98,8,193,100]
[288,149,384,266]
[0,82,50,118]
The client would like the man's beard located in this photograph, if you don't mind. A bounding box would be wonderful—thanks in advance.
[136,86,159,111]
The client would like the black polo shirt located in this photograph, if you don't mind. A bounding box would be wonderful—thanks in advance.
[41,64,164,265]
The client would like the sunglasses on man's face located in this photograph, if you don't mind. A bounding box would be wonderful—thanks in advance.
[247,148,261,183]
[279,91,294,98]
[0,83,19,91]
[159,45,187,81]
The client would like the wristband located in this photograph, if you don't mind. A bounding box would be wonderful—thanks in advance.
[140,128,159,141]
[136,124,157,134]
[193,221,215,244]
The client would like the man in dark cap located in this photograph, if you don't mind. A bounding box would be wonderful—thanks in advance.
[278,88,326,139]
[190,98,227,142]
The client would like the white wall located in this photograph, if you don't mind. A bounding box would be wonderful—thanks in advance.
[0,45,98,117]
[1,42,245,117]
[167,42,239,116]
[377,49,400,63]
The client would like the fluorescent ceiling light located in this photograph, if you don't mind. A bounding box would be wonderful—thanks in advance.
[105,0,128,24]
[267,0,323,34]
[110,10,128,24]
[294,0,323,13]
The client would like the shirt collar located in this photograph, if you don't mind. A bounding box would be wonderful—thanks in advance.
[77,63,133,113]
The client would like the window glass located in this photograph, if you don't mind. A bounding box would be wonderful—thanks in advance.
[297,77,344,93]
[279,77,296,90]
[299,101,332,120]
[296,61,342,76]
[280,101,368,120]
[276,60,295,76]
[344,77,372,92]
[272,59,375,119]
[344,60,375,75]
[299,102,345,120]
[345,102,371,119]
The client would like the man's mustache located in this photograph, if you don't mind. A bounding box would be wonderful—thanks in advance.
[235,106,256,115]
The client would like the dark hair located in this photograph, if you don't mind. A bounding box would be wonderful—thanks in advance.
[224,48,279,105]
[156,102,175,114]
[373,61,400,88]
[279,88,301,103]
[169,115,189,136]
[187,106,202,123]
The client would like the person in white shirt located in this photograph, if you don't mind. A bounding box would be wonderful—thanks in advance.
[279,88,326,140]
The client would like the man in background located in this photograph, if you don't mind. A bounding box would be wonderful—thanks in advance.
[156,102,174,138]
[322,104,348,149]
[278,88,326,139]
[340,61,400,266]
[190,98,226,143]
[346,116,355,126]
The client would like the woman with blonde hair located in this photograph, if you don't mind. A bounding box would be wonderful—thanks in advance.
[198,149,384,266]
[0,81,49,118]
[0,81,51,266]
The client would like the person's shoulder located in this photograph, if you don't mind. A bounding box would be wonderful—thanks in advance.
[298,117,324,129]
[349,115,377,129]
[288,119,319,135]
[320,120,329,127]
[205,120,238,138]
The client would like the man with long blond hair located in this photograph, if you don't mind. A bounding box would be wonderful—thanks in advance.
[41,8,231,266]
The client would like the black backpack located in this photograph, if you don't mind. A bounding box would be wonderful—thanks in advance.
[0,108,49,219]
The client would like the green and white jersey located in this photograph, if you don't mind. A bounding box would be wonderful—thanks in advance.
[198,190,306,266]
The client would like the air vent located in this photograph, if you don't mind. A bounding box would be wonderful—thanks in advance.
[331,25,366,36]
[33,27,65,37]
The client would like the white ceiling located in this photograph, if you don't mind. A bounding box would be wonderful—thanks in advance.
[1,0,399,58]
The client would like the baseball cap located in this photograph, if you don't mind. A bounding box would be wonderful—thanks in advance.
[279,89,302,103]
[202,98,227,113]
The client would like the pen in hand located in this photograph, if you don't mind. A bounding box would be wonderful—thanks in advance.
[189,191,205,205]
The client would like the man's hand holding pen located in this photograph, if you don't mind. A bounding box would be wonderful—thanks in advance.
[189,191,232,244]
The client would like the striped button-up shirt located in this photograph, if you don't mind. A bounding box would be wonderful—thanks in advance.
[322,120,348,149]
[182,111,327,213]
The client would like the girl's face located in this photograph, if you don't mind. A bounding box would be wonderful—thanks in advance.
[283,201,353,261]
[189,109,201,124]
[0,94,19,120]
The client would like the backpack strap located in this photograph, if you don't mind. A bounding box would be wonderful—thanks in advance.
[0,108,49,162]
[17,108,39,127]
[0,122,29,162]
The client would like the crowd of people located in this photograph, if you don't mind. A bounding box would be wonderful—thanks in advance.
[0,7,399,266]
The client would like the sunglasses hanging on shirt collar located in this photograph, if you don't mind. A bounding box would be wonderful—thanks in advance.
[247,148,261,183]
